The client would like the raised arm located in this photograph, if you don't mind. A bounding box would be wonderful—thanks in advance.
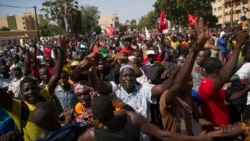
[70,52,96,82]
[213,28,249,90]
[89,36,99,51]
[47,38,67,95]
[151,17,209,98]
[88,66,113,96]
[115,32,124,47]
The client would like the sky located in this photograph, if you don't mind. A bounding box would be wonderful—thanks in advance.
[0,0,156,23]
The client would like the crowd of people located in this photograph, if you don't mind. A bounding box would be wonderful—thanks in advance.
[0,17,250,141]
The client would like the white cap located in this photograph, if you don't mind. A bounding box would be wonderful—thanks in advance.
[146,50,156,55]
[220,31,226,38]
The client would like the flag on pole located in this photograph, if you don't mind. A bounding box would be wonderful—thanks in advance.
[187,14,197,26]
[105,26,115,36]
[145,27,151,40]
[158,10,168,33]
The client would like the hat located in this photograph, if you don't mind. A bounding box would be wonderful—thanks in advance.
[70,61,79,67]
[219,31,226,38]
[146,50,156,56]
[128,55,136,61]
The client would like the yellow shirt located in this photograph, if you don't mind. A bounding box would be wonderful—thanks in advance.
[7,86,52,141]
[171,41,180,50]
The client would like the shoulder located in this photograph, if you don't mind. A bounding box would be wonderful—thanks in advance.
[39,85,52,101]
[78,127,95,141]
[140,83,154,91]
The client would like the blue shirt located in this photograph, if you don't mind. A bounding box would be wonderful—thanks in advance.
[54,85,77,112]
[217,37,229,53]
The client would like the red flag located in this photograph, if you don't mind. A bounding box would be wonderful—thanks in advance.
[158,10,168,33]
[105,26,115,36]
[187,14,197,26]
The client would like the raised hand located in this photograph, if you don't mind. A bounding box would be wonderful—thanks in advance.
[87,118,99,127]
[58,36,70,54]
[233,25,249,48]
[58,108,74,124]
[193,17,210,51]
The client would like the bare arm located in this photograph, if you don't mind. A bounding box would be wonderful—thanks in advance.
[164,50,198,104]
[89,37,99,51]
[128,111,212,141]
[70,59,90,82]
[78,128,96,141]
[88,67,113,96]
[152,17,209,99]
[213,29,249,90]
[47,39,68,95]
[226,85,249,102]
[115,32,124,47]
[151,66,179,98]
[208,123,244,138]
[128,61,142,77]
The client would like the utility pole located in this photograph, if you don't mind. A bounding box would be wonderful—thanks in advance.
[230,0,233,27]
[34,6,40,40]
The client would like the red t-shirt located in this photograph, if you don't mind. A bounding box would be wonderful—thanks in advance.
[198,78,229,126]
[118,47,135,55]
[44,47,51,58]
[48,66,55,76]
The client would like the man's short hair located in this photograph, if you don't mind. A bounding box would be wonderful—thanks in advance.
[91,96,114,122]
[20,76,38,89]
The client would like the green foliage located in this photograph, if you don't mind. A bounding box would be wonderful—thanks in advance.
[80,5,100,35]
[153,0,217,27]
[39,24,64,37]
[93,25,102,34]
[137,11,157,30]
[41,0,78,33]
[0,26,10,31]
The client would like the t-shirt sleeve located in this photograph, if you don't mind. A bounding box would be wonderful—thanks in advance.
[235,63,250,80]
[144,83,156,104]
[108,81,118,98]
[199,79,215,98]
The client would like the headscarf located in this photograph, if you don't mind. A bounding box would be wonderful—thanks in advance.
[73,83,99,100]
[74,83,99,123]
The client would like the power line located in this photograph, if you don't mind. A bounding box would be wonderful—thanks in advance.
[0,4,33,9]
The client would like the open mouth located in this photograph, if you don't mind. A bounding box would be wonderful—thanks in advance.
[125,82,132,86]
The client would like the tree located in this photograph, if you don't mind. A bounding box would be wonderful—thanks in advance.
[41,0,78,34]
[39,24,64,37]
[80,5,100,35]
[0,26,10,31]
[137,11,158,30]
[153,0,217,26]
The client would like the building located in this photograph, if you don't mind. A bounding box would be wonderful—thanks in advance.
[98,14,119,32]
[0,12,47,31]
[211,0,250,25]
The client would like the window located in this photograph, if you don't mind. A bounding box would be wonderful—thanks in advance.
[218,15,222,19]
[214,8,217,11]
[236,1,240,6]
[23,27,26,29]
[218,6,223,10]
[23,22,25,25]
